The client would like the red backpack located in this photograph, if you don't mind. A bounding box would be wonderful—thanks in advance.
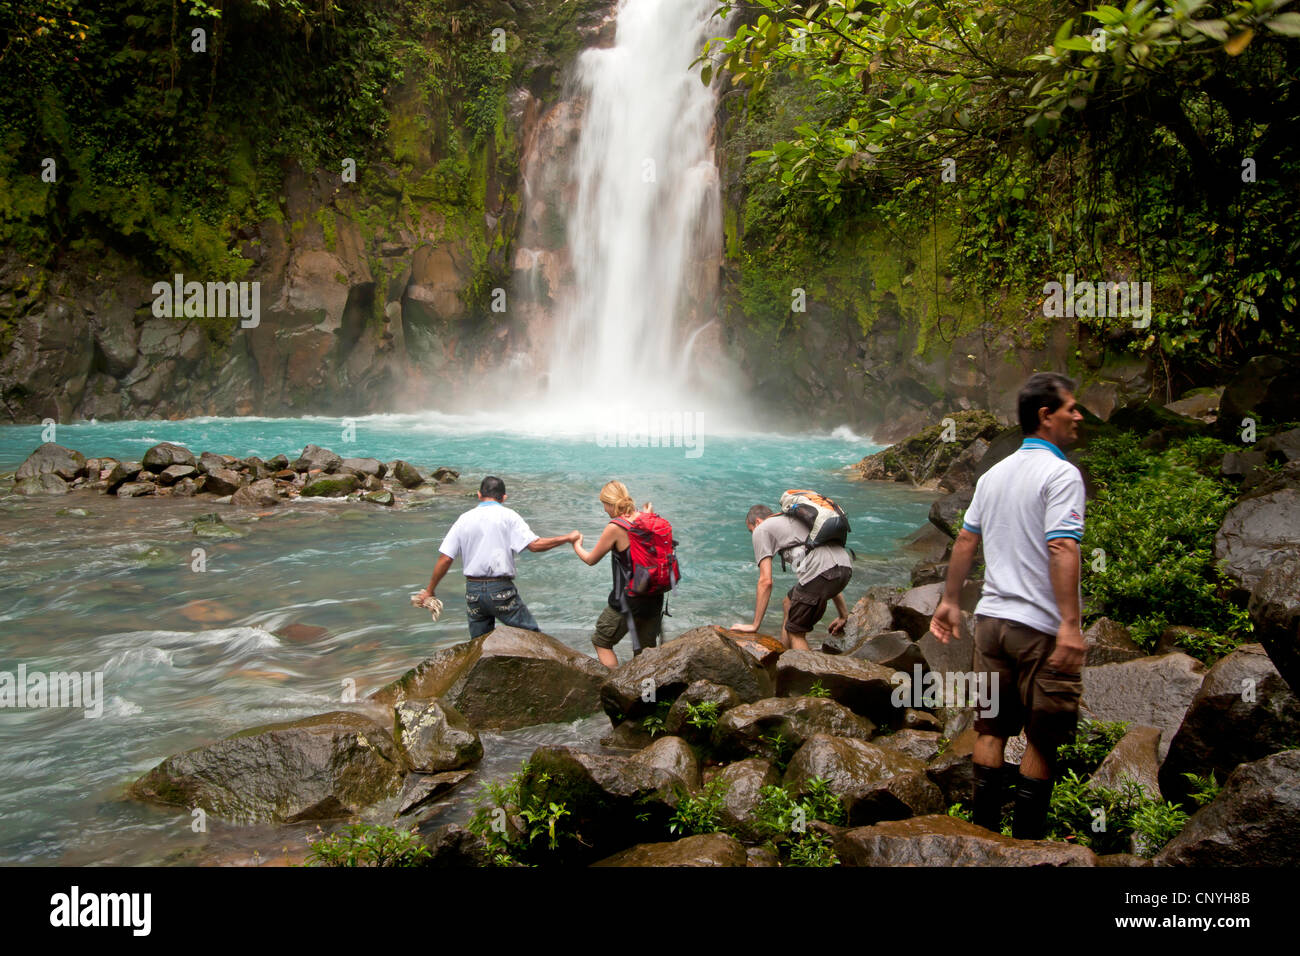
[611,513,681,597]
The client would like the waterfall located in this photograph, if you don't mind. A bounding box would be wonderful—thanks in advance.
[541,0,727,408]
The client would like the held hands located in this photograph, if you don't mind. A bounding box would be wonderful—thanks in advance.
[1046,622,1085,674]
[928,599,963,644]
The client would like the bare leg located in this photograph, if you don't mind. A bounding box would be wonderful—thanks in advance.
[974,733,1007,768]
[1020,740,1052,780]
[595,646,618,669]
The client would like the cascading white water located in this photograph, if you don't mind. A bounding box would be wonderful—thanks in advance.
[546,0,726,405]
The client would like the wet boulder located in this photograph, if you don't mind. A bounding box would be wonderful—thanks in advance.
[414,822,489,866]
[663,680,742,740]
[1155,750,1300,867]
[391,460,424,488]
[773,649,900,725]
[1249,555,1300,694]
[823,592,894,654]
[715,758,781,841]
[877,729,943,763]
[1082,653,1206,761]
[827,814,1097,866]
[929,488,974,538]
[925,727,977,806]
[1089,725,1163,801]
[142,442,196,471]
[291,444,342,473]
[115,481,156,497]
[629,735,700,791]
[784,734,944,825]
[156,464,197,486]
[339,457,385,478]
[393,699,482,773]
[231,478,280,508]
[519,746,684,861]
[203,468,244,497]
[592,832,747,867]
[1158,644,1300,805]
[712,697,875,761]
[104,460,143,493]
[848,630,926,672]
[397,769,474,817]
[301,473,361,497]
[600,626,773,721]
[16,443,85,481]
[892,582,981,640]
[129,709,406,824]
[371,626,608,731]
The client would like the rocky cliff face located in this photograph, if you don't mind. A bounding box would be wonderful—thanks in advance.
[0,0,622,425]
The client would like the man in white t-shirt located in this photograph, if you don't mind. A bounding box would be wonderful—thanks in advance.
[417,476,579,637]
[929,372,1086,840]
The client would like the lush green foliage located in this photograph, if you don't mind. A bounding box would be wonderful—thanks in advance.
[304,821,431,867]
[668,777,731,835]
[684,700,722,730]
[707,0,1300,372]
[642,700,674,738]
[467,761,571,866]
[753,777,846,865]
[1080,431,1251,660]
[1047,769,1187,856]
[1056,717,1130,778]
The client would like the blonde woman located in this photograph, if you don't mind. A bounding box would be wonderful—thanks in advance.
[573,480,668,669]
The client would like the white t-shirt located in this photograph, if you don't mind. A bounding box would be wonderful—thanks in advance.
[962,438,1086,635]
[438,501,539,578]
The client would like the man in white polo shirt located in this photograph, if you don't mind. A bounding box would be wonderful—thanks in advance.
[929,372,1086,840]
[417,476,578,637]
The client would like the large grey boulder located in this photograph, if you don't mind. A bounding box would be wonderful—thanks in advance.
[14,473,69,495]
[823,592,895,654]
[848,630,926,672]
[291,444,342,473]
[1081,653,1206,761]
[371,626,608,731]
[129,710,406,824]
[141,442,197,471]
[600,626,773,721]
[1214,488,1300,593]
[15,443,85,481]
[826,814,1097,866]
[1249,555,1300,694]
[629,735,700,791]
[1155,750,1300,866]
[1158,645,1300,804]
[339,457,385,478]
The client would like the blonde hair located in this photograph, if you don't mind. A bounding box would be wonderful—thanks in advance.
[599,480,636,517]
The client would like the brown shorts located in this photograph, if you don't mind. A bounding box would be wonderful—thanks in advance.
[972,615,1081,766]
[785,566,852,635]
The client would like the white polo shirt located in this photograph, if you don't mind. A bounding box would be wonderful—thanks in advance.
[962,437,1086,635]
[438,500,539,578]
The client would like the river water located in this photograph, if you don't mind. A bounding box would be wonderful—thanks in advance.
[0,412,935,864]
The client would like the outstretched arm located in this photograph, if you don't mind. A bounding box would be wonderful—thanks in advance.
[574,523,621,566]
[526,531,580,553]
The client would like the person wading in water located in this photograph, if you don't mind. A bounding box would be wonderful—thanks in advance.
[572,480,668,669]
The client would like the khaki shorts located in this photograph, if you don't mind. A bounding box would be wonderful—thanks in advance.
[592,604,662,652]
[972,615,1081,766]
[785,566,852,635]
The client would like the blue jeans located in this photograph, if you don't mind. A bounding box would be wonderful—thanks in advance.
[465,579,539,638]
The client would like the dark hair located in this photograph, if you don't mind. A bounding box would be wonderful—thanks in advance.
[1017,373,1076,435]
[746,504,773,529]
[479,476,506,501]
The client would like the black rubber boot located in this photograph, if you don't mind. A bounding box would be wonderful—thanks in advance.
[1012,774,1054,840]
[971,763,1008,833]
